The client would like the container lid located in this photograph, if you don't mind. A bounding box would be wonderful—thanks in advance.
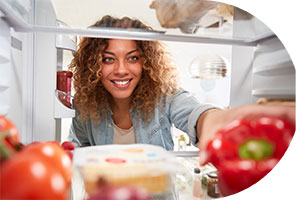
[207,171,218,178]
[73,144,179,173]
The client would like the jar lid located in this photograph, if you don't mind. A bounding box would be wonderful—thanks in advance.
[207,171,218,178]
[57,70,73,77]
[194,168,201,174]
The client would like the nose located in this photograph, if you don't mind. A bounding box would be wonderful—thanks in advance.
[114,60,129,75]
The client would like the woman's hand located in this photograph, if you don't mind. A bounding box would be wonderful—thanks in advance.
[197,104,295,151]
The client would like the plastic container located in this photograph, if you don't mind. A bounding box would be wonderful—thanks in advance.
[73,144,179,198]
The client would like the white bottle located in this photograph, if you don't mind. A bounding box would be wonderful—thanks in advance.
[193,167,203,198]
[178,134,186,151]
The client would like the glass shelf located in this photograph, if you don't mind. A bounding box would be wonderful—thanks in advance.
[0,0,276,47]
[252,88,295,99]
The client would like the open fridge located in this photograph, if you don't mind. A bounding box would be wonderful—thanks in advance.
[0,0,296,199]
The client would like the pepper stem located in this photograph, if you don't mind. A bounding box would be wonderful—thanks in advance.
[239,139,274,161]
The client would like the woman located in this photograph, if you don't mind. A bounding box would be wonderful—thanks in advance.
[68,15,295,151]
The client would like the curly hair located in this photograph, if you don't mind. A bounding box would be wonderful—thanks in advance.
[69,15,179,123]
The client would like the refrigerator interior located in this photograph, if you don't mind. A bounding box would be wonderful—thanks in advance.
[0,0,295,146]
[0,1,297,200]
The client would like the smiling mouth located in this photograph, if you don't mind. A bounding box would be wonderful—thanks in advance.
[111,79,132,86]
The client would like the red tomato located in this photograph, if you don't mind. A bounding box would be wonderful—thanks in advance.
[21,142,73,186]
[0,115,22,161]
[0,115,19,142]
[0,154,68,199]
[61,141,75,160]
[61,141,75,151]
[0,142,72,200]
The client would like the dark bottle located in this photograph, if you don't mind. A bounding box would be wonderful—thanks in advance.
[207,171,220,198]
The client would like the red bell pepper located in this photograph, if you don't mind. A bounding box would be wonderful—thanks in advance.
[201,116,295,197]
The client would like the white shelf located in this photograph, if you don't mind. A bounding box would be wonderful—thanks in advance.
[253,60,295,76]
[56,34,77,52]
[252,34,295,76]
[54,91,75,118]
[252,89,295,99]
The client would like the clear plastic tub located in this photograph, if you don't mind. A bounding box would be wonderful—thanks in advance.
[73,144,180,199]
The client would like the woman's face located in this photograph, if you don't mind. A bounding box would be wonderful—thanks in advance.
[100,39,143,101]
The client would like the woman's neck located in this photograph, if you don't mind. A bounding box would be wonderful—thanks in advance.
[110,98,132,129]
[111,98,131,112]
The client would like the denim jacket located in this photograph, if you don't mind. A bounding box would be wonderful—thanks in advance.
[68,89,218,150]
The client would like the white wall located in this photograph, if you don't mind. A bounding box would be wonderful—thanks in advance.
[229,45,254,108]
[165,41,232,107]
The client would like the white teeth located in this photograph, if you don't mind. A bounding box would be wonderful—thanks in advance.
[114,80,129,85]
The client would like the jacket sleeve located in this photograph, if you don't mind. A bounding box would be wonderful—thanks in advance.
[68,111,91,147]
[169,89,221,146]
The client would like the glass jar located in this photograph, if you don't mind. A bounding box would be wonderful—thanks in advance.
[207,171,220,198]
[57,71,73,108]
[57,71,73,93]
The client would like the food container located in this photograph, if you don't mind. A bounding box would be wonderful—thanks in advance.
[73,144,179,199]
[56,71,73,108]
[57,70,72,94]
[206,171,220,198]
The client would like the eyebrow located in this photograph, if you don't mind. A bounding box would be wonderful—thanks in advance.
[103,49,139,56]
